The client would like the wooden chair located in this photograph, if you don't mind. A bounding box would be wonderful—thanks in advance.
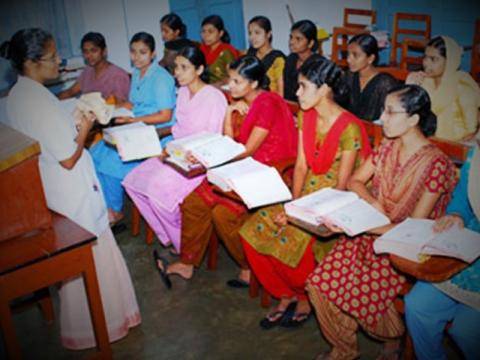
[471,19,480,83]
[331,26,369,68]
[390,12,431,67]
[400,38,427,71]
[343,8,376,29]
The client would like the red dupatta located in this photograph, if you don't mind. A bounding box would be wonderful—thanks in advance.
[200,42,239,65]
[303,109,371,174]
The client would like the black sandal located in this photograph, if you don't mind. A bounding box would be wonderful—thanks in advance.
[153,249,172,289]
[280,311,311,328]
[259,302,297,329]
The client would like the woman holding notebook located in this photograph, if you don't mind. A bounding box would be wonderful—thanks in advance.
[405,135,480,360]
[306,84,457,360]
[240,57,371,329]
[90,32,176,225]
[155,55,297,288]
[5,28,140,350]
[122,46,227,253]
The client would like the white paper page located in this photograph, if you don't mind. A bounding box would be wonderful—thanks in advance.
[285,188,358,218]
[112,107,134,118]
[325,198,390,236]
[103,122,147,145]
[193,136,245,168]
[206,157,261,191]
[166,132,220,158]
[229,166,292,209]
[422,227,480,263]
[114,125,162,161]
[374,218,434,261]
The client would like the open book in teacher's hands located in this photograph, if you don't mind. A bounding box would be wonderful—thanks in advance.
[374,218,480,263]
[102,122,162,162]
[284,188,391,237]
[206,157,292,209]
[165,131,246,170]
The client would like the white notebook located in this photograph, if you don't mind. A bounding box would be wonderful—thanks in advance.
[103,122,162,162]
[166,132,245,169]
[374,218,480,263]
[207,157,292,209]
[284,188,390,236]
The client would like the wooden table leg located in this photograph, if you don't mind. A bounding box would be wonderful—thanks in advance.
[0,292,21,359]
[81,247,113,359]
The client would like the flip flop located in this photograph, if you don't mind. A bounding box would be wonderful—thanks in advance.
[226,279,249,288]
[110,222,127,235]
[280,311,312,328]
[259,302,297,329]
[153,249,172,289]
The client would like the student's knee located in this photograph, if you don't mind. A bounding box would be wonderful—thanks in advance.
[405,282,432,315]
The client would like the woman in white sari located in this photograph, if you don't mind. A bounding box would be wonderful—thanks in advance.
[4,28,141,350]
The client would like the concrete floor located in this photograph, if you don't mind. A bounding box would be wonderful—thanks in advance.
[2,207,463,359]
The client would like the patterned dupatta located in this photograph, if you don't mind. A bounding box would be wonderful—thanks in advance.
[372,140,454,223]
[200,42,238,65]
[302,109,371,174]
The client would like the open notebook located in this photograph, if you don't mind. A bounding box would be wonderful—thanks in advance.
[206,157,292,209]
[165,132,245,170]
[284,188,390,237]
[103,122,162,162]
[374,218,480,263]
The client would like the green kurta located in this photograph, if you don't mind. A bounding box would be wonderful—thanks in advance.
[240,120,363,267]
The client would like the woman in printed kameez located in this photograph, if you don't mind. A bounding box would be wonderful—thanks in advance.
[307,84,457,360]
[246,16,286,96]
[199,15,238,85]
[240,57,371,329]
[344,34,398,122]
[405,133,480,360]
[57,32,130,101]
[90,32,176,224]
[5,28,140,350]
[155,55,297,288]
[406,36,480,141]
[123,46,227,253]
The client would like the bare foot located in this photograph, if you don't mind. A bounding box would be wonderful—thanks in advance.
[108,209,124,224]
[166,261,194,280]
[292,299,311,320]
[238,269,250,284]
[377,340,401,360]
[266,296,296,320]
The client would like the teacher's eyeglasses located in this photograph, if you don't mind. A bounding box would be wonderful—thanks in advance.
[38,53,60,63]
[380,107,408,116]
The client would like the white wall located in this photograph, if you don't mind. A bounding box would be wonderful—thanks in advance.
[71,0,372,69]
[242,0,372,57]
[68,0,170,71]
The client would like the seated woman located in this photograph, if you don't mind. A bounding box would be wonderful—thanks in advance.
[90,32,176,224]
[199,14,238,85]
[246,16,286,96]
[306,84,457,360]
[156,55,297,287]
[240,58,371,329]
[159,13,195,74]
[123,46,227,253]
[283,19,324,102]
[57,32,130,101]
[405,134,480,360]
[345,34,398,121]
[5,28,140,350]
[406,36,480,141]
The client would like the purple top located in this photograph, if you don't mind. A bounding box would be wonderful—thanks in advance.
[78,63,130,101]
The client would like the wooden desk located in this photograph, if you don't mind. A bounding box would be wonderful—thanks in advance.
[390,254,468,282]
[0,212,112,359]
